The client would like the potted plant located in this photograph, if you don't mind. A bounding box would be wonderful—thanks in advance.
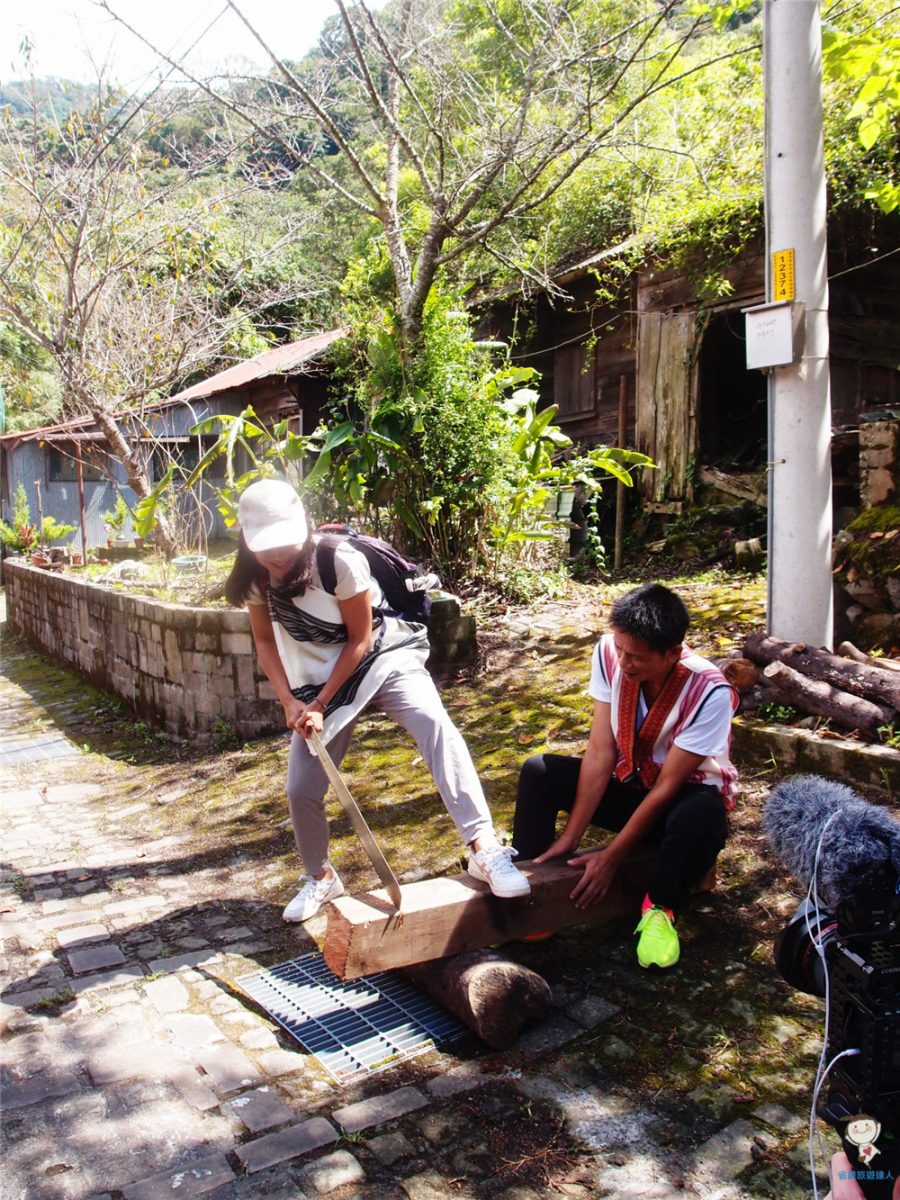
[101,493,132,547]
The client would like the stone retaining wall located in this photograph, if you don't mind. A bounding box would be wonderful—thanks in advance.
[4,561,478,742]
[4,559,282,740]
[731,720,899,794]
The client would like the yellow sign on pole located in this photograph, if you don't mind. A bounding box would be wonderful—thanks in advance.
[772,248,795,301]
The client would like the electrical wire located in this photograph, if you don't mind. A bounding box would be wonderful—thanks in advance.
[805,810,862,1199]
[811,1048,863,1199]
[828,246,900,282]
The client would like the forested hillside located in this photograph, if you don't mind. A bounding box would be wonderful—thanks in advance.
[0,76,99,119]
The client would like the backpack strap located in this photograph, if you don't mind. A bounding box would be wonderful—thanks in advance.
[315,537,339,595]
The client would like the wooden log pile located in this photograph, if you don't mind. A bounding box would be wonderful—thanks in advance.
[723,635,900,740]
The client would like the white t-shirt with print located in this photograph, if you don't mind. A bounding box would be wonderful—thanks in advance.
[246,537,428,743]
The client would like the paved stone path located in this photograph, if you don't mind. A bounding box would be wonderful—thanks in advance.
[1,639,828,1200]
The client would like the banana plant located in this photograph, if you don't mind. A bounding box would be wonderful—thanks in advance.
[489,386,655,572]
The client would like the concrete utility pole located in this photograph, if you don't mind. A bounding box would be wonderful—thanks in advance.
[762,0,834,648]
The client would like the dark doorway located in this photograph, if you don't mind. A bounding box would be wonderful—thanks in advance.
[698,310,768,469]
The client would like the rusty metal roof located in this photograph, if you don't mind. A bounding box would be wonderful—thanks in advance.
[167,328,346,403]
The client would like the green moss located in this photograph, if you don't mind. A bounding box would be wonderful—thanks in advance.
[839,503,900,579]
[848,503,900,535]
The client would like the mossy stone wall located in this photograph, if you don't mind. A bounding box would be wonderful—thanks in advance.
[4,561,477,740]
[4,559,282,740]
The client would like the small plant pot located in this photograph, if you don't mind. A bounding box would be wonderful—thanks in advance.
[71,553,84,566]
[30,552,51,568]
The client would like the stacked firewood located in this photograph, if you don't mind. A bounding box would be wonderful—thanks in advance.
[718,635,900,742]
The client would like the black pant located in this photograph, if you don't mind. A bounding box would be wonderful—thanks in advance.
[512,753,728,912]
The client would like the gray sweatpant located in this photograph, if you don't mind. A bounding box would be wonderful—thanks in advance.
[285,663,496,876]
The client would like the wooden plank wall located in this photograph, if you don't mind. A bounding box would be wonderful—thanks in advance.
[478,209,898,507]
[479,274,638,449]
[635,312,698,503]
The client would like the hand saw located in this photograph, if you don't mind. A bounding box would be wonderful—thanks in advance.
[307,726,402,911]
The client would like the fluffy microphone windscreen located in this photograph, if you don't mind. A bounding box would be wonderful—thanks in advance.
[763,774,900,911]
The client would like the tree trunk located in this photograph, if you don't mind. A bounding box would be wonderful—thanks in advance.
[89,403,178,556]
[836,641,900,675]
[744,633,900,713]
[761,661,892,738]
[405,949,552,1049]
[738,682,785,714]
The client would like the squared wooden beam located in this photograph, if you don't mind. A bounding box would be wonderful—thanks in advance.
[322,851,663,980]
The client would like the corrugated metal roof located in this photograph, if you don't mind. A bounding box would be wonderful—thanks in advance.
[167,327,346,403]
[0,328,345,446]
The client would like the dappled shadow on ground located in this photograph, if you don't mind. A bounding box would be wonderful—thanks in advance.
[3,895,292,1006]
[1,574,870,1199]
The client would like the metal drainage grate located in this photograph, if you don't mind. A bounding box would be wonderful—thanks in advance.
[238,952,467,1085]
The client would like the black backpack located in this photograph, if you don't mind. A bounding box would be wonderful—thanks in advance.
[315,525,434,624]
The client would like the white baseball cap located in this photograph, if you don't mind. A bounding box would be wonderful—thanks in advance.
[238,480,309,552]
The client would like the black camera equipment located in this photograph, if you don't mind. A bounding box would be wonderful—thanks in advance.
[764,775,900,1200]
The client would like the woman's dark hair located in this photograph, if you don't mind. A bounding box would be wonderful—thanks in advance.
[609,583,690,651]
[225,532,315,607]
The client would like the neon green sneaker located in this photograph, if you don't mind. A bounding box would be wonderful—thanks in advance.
[634,906,680,969]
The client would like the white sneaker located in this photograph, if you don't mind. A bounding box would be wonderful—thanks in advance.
[467,844,531,898]
[282,868,345,922]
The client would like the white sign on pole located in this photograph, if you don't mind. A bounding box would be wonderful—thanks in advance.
[743,301,804,370]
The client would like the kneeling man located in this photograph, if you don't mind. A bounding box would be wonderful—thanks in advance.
[513,583,738,968]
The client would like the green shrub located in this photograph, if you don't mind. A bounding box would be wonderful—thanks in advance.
[0,482,38,553]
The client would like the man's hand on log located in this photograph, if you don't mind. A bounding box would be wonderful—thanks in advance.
[533,832,580,864]
[567,847,620,909]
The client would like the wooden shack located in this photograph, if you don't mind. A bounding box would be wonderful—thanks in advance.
[480,208,899,513]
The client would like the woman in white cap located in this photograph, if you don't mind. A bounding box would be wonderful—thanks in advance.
[225,478,531,921]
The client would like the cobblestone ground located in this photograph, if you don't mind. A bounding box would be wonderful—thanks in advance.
[1,622,837,1200]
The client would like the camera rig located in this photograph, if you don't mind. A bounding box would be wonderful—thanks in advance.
[776,904,899,1200]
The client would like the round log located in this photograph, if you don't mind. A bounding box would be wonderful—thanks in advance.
[721,657,760,694]
[404,949,552,1050]
[738,682,785,713]
[836,641,900,675]
[762,660,893,738]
